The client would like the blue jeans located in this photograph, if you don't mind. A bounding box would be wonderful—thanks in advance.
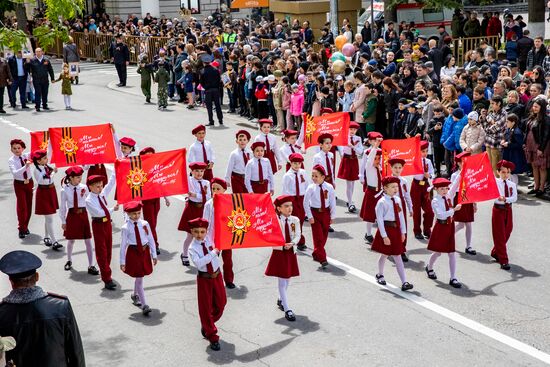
[9,76,27,107]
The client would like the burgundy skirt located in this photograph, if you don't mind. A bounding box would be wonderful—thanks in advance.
[64,209,92,239]
[453,197,475,223]
[360,188,380,222]
[292,196,306,222]
[231,173,248,193]
[337,156,359,181]
[427,220,456,253]
[203,168,214,182]
[265,249,299,278]
[35,186,59,215]
[124,245,153,278]
[251,181,269,194]
[178,201,205,232]
[265,150,278,174]
[372,225,405,256]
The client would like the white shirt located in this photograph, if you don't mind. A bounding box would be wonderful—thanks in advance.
[8,153,32,181]
[276,214,301,251]
[59,183,89,224]
[119,219,157,265]
[413,157,434,181]
[85,172,116,218]
[203,198,215,244]
[375,194,407,237]
[279,143,302,165]
[254,133,283,163]
[189,238,221,272]
[188,139,215,164]
[188,176,211,203]
[113,133,138,159]
[395,176,413,212]
[432,194,455,220]
[303,182,336,219]
[282,168,310,196]
[312,151,335,182]
[245,157,274,192]
[225,147,252,181]
[337,135,363,156]
[359,148,381,188]
[33,164,55,185]
[494,178,517,205]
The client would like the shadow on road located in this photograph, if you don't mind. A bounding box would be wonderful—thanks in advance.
[226,285,249,300]
[206,336,297,365]
[128,309,167,326]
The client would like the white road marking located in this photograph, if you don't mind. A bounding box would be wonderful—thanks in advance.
[2,116,550,365]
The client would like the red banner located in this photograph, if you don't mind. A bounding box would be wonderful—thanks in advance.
[213,193,285,250]
[303,112,350,149]
[381,136,423,176]
[48,124,117,167]
[114,148,189,204]
[458,152,500,204]
[30,131,50,153]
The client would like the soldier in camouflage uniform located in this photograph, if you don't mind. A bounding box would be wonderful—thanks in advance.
[137,55,154,103]
[154,60,169,110]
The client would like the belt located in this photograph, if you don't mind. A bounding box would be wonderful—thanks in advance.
[188,201,204,208]
[384,220,398,228]
[413,179,427,186]
[198,270,220,279]
[494,203,511,210]
[251,180,266,185]
[343,154,357,159]
[437,219,451,224]
[69,207,87,214]
[38,184,54,188]
[14,179,33,185]
[367,185,379,191]
[231,172,245,177]
[92,216,110,223]
[311,207,330,213]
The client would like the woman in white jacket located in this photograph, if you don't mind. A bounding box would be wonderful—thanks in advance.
[459,111,486,154]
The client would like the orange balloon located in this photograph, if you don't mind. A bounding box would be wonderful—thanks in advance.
[335,35,347,51]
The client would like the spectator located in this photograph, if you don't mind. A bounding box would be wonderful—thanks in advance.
[485,96,508,173]
[501,113,527,183]
[527,36,546,71]
[463,12,481,37]
[460,111,486,154]
[524,98,550,197]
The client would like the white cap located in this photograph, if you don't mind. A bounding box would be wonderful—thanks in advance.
[335,75,343,81]
[255,75,263,82]
[267,75,275,82]
[262,76,269,82]
[468,111,479,121]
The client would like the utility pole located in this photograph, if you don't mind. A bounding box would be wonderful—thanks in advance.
[330,0,338,37]
[528,0,545,40]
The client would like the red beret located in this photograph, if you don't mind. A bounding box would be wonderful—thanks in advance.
[31,149,47,161]
[10,139,26,149]
[349,121,360,129]
[289,153,304,163]
[210,177,228,189]
[65,166,84,177]
[235,130,251,140]
[382,176,400,186]
[312,164,326,176]
[189,161,208,170]
[366,148,383,156]
[497,160,515,171]
[274,195,293,207]
[317,133,333,144]
[189,218,209,229]
[282,129,298,137]
[192,124,206,135]
[119,137,136,147]
[367,132,383,140]
[139,146,156,155]
[123,201,143,212]
[388,158,406,166]
[258,118,273,126]
[420,140,429,150]
[251,141,266,151]
[432,177,451,188]
[321,107,333,115]
[86,175,106,186]
[454,151,471,163]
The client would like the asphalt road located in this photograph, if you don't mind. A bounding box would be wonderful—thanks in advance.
[0,61,549,367]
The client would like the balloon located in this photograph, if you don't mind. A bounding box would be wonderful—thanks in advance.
[332,60,346,74]
[342,43,355,57]
[331,52,346,63]
[335,35,347,50]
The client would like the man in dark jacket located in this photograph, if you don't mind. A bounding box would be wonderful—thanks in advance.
[527,36,546,71]
[8,51,30,109]
[109,34,130,87]
[199,54,223,126]
[0,57,13,114]
[517,30,534,72]
[28,48,54,112]
[0,250,85,367]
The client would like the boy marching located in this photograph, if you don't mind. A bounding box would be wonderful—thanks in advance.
[245,142,274,195]
[8,139,33,238]
[411,140,435,240]
[225,130,252,193]
[282,153,309,251]
[188,125,215,182]
[254,119,282,174]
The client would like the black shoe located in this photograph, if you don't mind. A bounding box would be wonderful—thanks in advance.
[297,244,307,251]
[375,274,386,285]
[320,261,329,269]
[219,121,224,125]
[201,328,206,338]
[365,234,374,244]
[142,305,152,316]
[52,242,63,251]
[116,83,123,87]
[181,254,190,266]
[88,266,99,275]
[277,299,284,311]
[401,282,413,291]
[43,106,50,110]
[414,233,424,240]
[401,253,409,262]
[449,278,462,288]
[491,253,499,262]
[328,226,334,232]
[465,247,477,255]
[0,109,6,114]
[131,294,142,307]
[44,237,52,247]
[535,190,544,198]
[210,342,221,351]
[226,282,236,289]
[285,310,296,322]
[24,229,30,235]
[423,233,431,239]
[500,263,511,271]
[207,122,215,126]
[35,108,41,112]
[10,104,16,108]
[64,261,72,271]
[18,231,26,239]
[156,248,160,255]
[527,189,537,195]
[425,266,437,280]
[348,204,357,213]
[104,281,117,290]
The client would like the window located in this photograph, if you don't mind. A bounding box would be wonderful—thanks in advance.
[422,8,443,22]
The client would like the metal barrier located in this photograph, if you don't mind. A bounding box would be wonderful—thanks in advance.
[453,35,500,66]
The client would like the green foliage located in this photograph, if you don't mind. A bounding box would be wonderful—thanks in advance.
[0,0,16,19]
[33,24,70,51]
[0,27,28,51]
[42,0,84,22]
